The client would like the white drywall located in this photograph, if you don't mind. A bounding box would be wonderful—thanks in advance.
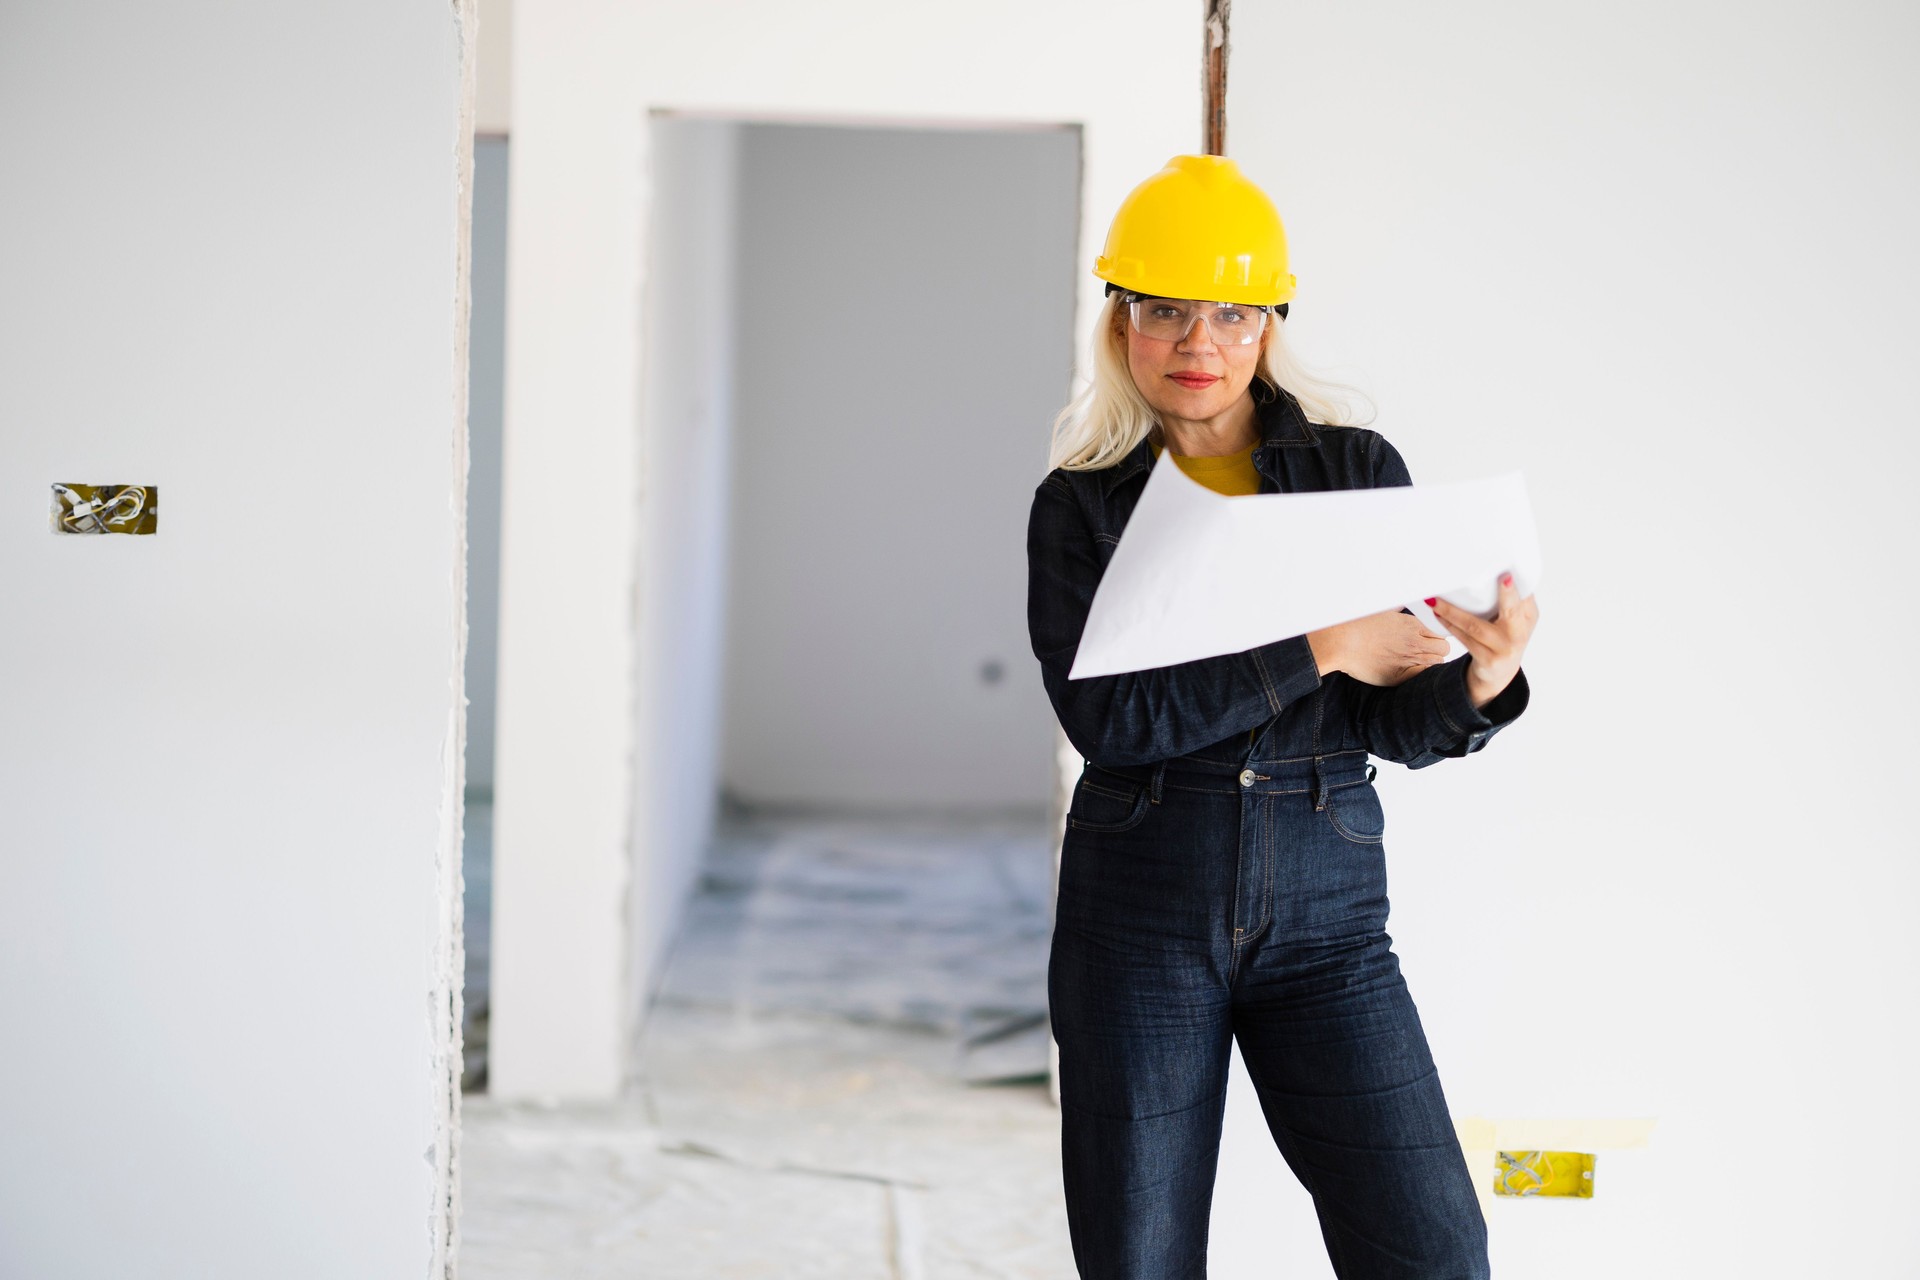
[488,0,643,1100]
[628,117,743,1016]
[1204,5,1920,1276]
[720,122,1075,812]
[0,3,471,1277]
[493,0,1195,1103]
[494,11,1920,1280]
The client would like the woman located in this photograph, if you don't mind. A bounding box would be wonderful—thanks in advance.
[1027,155,1539,1280]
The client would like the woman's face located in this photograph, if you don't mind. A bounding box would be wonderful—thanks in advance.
[1120,298,1270,425]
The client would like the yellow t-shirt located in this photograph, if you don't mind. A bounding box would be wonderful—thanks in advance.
[1149,436,1262,496]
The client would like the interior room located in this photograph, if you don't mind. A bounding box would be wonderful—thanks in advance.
[2,0,1915,1276]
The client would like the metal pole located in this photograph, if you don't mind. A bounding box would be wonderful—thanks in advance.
[1203,0,1230,155]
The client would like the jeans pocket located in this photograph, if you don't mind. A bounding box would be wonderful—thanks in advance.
[1324,780,1386,845]
[1067,776,1151,833]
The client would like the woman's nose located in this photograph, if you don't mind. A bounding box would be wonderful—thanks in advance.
[1175,314,1220,352]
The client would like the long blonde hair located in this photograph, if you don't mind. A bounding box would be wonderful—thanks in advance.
[1047,295,1375,471]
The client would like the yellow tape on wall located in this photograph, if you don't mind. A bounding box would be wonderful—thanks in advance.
[1453,1118,1657,1213]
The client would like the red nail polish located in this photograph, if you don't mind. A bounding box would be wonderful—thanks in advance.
[1500,573,1513,588]
[1424,597,1437,607]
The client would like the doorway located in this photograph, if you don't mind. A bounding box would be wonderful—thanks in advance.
[462,115,1085,1272]
[627,114,1083,1009]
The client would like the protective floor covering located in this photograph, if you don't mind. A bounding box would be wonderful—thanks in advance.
[461,814,1073,1278]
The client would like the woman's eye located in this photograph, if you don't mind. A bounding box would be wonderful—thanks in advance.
[1149,305,1185,321]
[1216,309,1248,324]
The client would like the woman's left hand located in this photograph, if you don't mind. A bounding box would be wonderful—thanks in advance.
[1429,573,1539,708]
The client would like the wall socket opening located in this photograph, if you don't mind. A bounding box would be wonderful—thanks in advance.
[52,484,158,535]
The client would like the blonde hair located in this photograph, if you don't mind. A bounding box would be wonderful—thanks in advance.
[1047,295,1376,472]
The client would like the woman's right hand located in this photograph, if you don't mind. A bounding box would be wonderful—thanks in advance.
[1307,610,1449,686]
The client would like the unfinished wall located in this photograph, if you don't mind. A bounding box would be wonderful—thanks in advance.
[488,0,641,1100]
[627,117,744,1020]
[1204,3,1920,1275]
[492,0,1194,1103]
[0,2,470,1277]
[720,122,1075,813]
[495,10,1920,1279]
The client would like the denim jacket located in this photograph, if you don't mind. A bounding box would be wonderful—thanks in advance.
[1026,381,1529,770]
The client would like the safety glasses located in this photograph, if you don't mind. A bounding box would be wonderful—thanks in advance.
[1123,294,1271,345]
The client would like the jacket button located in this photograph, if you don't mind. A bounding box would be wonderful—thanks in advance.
[1239,769,1256,787]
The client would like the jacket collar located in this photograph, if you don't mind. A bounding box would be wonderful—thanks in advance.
[1099,379,1319,495]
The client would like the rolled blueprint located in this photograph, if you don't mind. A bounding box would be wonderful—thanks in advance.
[1068,456,1542,679]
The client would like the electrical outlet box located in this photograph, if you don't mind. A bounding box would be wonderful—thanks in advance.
[1494,1150,1596,1198]
[51,484,158,534]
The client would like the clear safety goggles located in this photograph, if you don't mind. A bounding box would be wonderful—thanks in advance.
[1123,294,1272,345]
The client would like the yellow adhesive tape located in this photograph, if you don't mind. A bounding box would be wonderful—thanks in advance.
[1454,1118,1656,1216]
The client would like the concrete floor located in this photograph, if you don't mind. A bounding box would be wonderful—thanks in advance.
[460,814,1073,1278]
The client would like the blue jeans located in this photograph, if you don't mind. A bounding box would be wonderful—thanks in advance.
[1049,748,1489,1279]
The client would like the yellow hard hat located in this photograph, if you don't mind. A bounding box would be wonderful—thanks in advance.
[1093,154,1296,306]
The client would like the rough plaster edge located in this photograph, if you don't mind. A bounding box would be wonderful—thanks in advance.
[431,0,479,1275]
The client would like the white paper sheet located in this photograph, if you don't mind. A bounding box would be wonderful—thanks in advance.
[1068,456,1542,679]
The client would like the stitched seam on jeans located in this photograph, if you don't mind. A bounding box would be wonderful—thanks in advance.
[1260,794,1276,931]
[1327,806,1384,845]
[1249,646,1282,713]
[1162,781,1304,797]
[1247,749,1368,768]
[1067,790,1149,833]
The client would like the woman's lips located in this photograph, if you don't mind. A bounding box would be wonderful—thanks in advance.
[1168,373,1220,389]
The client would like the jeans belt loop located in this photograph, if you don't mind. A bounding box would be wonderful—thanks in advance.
[1148,759,1166,804]
[1313,754,1329,811]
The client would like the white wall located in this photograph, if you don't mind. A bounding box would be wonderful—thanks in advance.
[720,122,1075,812]
[1208,4,1919,1275]
[495,11,1920,1279]
[488,0,643,1100]
[628,117,743,1018]
[0,3,471,1277]
[494,0,1192,1102]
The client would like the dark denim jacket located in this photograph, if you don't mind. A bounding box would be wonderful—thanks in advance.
[1026,381,1529,770]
